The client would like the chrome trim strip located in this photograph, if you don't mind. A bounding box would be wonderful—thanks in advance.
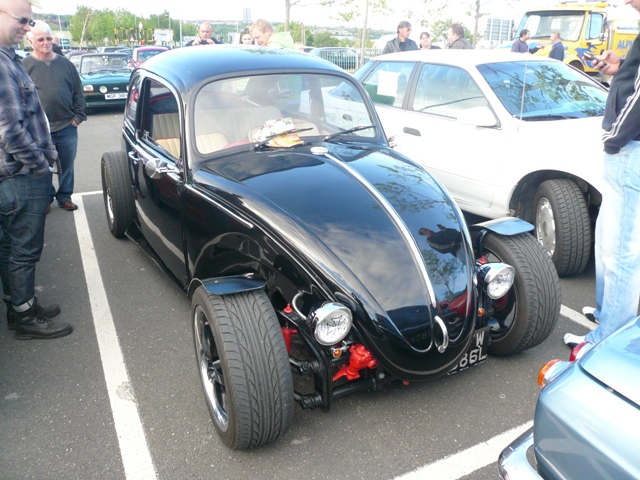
[186,185,254,230]
[324,153,437,307]
[498,428,541,479]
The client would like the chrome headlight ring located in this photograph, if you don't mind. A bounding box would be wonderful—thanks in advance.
[310,302,353,346]
[478,263,515,299]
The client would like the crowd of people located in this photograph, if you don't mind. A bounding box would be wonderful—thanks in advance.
[2,0,640,353]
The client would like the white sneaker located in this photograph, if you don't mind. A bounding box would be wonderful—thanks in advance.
[564,333,586,349]
[582,306,598,324]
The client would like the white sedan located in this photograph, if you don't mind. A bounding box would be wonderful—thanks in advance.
[354,50,608,277]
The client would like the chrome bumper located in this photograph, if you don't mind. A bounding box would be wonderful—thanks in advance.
[498,427,542,480]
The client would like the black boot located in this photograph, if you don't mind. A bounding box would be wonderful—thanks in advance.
[5,298,61,331]
[13,299,71,340]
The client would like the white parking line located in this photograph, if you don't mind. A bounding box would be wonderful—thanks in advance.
[394,421,533,479]
[76,190,592,480]
[74,195,157,480]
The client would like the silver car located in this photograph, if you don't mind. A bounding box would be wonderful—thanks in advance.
[499,317,640,479]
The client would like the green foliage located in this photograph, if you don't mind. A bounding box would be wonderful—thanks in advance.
[313,31,340,47]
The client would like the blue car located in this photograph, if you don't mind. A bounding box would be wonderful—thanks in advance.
[79,53,132,113]
[499,317,640,479]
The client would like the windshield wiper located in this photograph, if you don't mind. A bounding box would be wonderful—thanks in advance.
[322,125,376,142]
[252,127,313,150]
[520,114,575,121]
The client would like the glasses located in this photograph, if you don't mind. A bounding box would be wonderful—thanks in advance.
[0,10,36,27]
[34,36,53,43]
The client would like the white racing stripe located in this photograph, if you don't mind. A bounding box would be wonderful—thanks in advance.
[74,194,157,480]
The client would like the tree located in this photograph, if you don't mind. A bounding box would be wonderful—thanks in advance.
[89,9,116,47]
[313,31,340,47]
[70,6,93,48]
[322,0,392,63]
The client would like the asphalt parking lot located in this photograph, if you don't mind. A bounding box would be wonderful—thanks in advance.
[0,108,598,480]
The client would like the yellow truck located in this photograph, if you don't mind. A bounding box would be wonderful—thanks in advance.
[507,2,639,80]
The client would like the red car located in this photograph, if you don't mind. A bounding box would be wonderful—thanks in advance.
[130,46,168,68]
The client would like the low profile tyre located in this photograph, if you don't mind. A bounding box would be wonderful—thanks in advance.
[533,179,592,277]
[192,287,294,450]
[482,232,561,356]
[101,151,134,238]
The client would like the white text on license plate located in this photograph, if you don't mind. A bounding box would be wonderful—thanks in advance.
[105,92,127,100]
[448,327,489,375]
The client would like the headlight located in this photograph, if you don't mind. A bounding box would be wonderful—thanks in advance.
[311,302,352,346]
[83,84,94,93]
[99,86,108,94]
[478,263,514,299]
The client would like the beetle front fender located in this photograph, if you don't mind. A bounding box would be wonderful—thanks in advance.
[188,275,267,299]
[469,217,533,236]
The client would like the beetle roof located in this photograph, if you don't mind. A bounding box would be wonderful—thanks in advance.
[140,45,347,91]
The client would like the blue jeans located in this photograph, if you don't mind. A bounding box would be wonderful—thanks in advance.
[587,141,640,343]
[50,124,78,204]
[0,173,51,307]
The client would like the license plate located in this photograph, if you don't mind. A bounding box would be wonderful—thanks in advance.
[105,92,127,100]
[448,326,489,375]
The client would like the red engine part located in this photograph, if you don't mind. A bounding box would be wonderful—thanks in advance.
[281,325,298,354]
[332,344,378,381]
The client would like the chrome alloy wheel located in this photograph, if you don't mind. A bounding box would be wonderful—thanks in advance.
[536,197,556,259]
[193,306,228,432]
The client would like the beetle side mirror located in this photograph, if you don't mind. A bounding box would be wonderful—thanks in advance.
[456,107,498,128]
[145,158,180,179]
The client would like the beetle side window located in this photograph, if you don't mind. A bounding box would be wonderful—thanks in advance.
[412,64,488,118]
[140,79,181,159]
[361,62,415,108]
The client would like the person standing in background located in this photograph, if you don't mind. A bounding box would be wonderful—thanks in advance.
[23,20,85,212]
[250,19,295,49]
[186,22,220,46]
[382,21,418,54]
[548,31,564,61]
[511,29,531,53]
[419,32,440,50]
[0,0,73,339]
[51,34,62,54]
[446,23,473,49]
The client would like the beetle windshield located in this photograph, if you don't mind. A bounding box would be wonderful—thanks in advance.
[193,73,376,154]
[477,61,607,120]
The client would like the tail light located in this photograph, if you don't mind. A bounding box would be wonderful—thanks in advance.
[538,341,593,388]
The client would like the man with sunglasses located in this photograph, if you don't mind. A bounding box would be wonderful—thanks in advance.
[0,0,73,340]
[24,20,85,212]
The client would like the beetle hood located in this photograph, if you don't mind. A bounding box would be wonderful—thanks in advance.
[196,144,476,378]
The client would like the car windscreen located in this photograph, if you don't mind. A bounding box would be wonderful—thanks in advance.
[80,55,130,74]
[477,61,607,120]
[517,11,586,42]
[193,72,376,154]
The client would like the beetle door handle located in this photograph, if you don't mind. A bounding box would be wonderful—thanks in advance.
[403,127,421,137]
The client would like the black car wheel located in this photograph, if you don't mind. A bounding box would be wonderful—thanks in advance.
[533,179,592,277]
[192,287,294,450]
[482,232,560,356]
[101,151,134,238]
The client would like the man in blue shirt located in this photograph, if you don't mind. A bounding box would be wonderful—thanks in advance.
[548,31,564,61]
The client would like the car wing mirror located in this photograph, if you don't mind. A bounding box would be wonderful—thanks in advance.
[456,106,498,128]
[145,157,179,179]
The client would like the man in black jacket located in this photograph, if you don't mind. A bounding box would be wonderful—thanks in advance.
[381,21,418,54]
[564,0,640,349]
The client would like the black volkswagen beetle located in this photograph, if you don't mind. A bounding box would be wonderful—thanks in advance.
[101,46,560,450]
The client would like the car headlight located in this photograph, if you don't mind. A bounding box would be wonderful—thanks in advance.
[478,263,514,299]
[310,302,352,346]
[99,86,108,94]
[83,84,94,93]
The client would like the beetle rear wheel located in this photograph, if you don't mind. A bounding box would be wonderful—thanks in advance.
[101,151,134,238]
[482,233,560,355]
[192,287,294,450]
